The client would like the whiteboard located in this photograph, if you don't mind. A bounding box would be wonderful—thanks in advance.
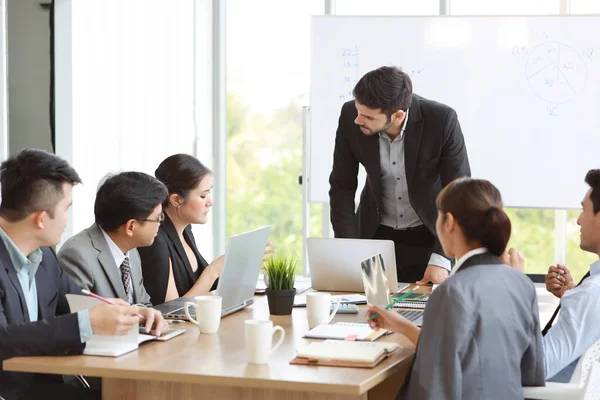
[309,15,600,208]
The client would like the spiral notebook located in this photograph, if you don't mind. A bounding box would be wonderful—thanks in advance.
[391,291,429,309]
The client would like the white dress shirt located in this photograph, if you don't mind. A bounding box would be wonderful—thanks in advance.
[100,228,133,304]
[543,259,600,381]
[449,247,488,277]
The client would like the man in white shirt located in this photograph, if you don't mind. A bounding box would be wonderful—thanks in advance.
[58,172,167,306]
[541,169,600,382]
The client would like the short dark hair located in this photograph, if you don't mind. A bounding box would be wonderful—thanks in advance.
[436,178,511,257]
[352,66,413,118]
[94,172,168,232]
[0,149,81,222]
[155,154,212,208]
[585,169,600,214]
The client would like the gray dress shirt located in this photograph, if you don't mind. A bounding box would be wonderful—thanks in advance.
[378,111,450,270]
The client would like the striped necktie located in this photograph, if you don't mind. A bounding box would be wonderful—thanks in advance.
[120,256,132,303]
[542,270,591,336]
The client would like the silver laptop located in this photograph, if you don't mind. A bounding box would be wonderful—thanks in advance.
[158,226,271,318]
[306,238,400,293]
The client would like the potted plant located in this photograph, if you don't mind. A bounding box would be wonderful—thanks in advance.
[264,254,297,315]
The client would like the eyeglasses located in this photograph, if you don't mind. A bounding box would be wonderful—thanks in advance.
[137,212,165,225]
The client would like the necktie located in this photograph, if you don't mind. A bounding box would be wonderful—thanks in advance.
[542,270,591,336]
[120,256,132,303]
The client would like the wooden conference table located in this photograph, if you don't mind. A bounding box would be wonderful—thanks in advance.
[3,288,423,400]
[3,283,558,400]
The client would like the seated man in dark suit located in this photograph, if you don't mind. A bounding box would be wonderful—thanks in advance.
[0,149,168,400]
[58,172,168,306]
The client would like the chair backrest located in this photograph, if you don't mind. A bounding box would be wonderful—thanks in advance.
[582,363,600,400]
[569,338,600,387]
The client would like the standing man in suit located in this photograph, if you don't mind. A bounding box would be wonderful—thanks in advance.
[58,172,168,306]
[0,149,167,400]
[329,66,471,284]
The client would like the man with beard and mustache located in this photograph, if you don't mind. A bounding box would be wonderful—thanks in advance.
[329,65,471,285]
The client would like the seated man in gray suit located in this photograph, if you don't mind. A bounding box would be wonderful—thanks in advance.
[59,172,168,306]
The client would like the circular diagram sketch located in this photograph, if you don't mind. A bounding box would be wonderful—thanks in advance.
[526,41,588,104]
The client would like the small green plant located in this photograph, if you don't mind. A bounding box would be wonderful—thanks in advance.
[264,254,297,291]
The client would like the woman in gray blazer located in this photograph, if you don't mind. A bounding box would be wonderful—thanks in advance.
[367,178,545,400]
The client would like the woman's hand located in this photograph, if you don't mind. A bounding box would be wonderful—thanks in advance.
[365,305,408,332]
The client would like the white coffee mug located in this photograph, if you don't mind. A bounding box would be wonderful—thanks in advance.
[306,292,340,329]
[244,320,285,364]
[184,295,222,334]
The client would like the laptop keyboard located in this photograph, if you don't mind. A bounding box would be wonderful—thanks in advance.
[396,309,423,324]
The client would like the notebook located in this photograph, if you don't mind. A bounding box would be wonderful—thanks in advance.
[303,322,387,341]
[392,291,429,309]
[66,294,186,357]
[294,340,400,366]
[294,294,367,307]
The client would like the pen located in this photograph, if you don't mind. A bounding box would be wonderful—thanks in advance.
[81,289,143,318]
[167,319,185,324]
[369,289,415,321]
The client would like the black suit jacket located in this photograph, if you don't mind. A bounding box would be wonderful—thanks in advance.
[138,214,215,305]
[329,94,471,257]
[0,243,84,396]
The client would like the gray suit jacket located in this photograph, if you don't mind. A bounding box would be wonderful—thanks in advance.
[400,253,545,400]
[58,223,152,306]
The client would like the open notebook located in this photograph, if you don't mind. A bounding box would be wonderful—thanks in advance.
[66,294,185,357]
[292,340,400,368]
[303,322,387,341]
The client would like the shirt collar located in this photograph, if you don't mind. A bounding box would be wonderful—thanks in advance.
[590,259,600,276]
[449,247,488,277]
[378,109,410,141]
[0,225,43,280]
[100,228,129,269]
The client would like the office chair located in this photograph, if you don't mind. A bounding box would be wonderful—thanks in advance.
[522,339,600,400]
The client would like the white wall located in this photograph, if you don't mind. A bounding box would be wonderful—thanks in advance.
[54,0,214,259]
[7,0,53,155]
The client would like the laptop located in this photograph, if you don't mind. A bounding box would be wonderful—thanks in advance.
[306,238,401,293]
[156,226,271,319]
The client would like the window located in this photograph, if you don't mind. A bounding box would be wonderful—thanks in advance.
[226,0,324,272]
[450,0,560,15]
[335,0,439,15]
[570,0,600,14]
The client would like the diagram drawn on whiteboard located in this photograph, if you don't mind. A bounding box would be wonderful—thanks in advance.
[525,41,588,105]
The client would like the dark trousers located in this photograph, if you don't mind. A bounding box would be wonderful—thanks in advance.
[374,224,435,283]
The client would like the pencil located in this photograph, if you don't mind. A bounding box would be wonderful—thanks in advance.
[369,289,415,321]
[82,289,142,318]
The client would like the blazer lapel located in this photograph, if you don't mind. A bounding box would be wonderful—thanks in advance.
[404,95,424,186]
[88,224,127,299]
[163,215,195,282]
[0,240,30,322]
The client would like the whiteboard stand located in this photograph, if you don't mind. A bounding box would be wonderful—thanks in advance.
[302,106,311,276]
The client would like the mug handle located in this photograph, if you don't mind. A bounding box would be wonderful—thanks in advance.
[184,302,201,327]
[270,325,285,354]
[327,299,340,324]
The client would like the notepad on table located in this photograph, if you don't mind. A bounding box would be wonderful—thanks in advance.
[391,291,429,309]
[303,322,387,341]
[292,340,400,368]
